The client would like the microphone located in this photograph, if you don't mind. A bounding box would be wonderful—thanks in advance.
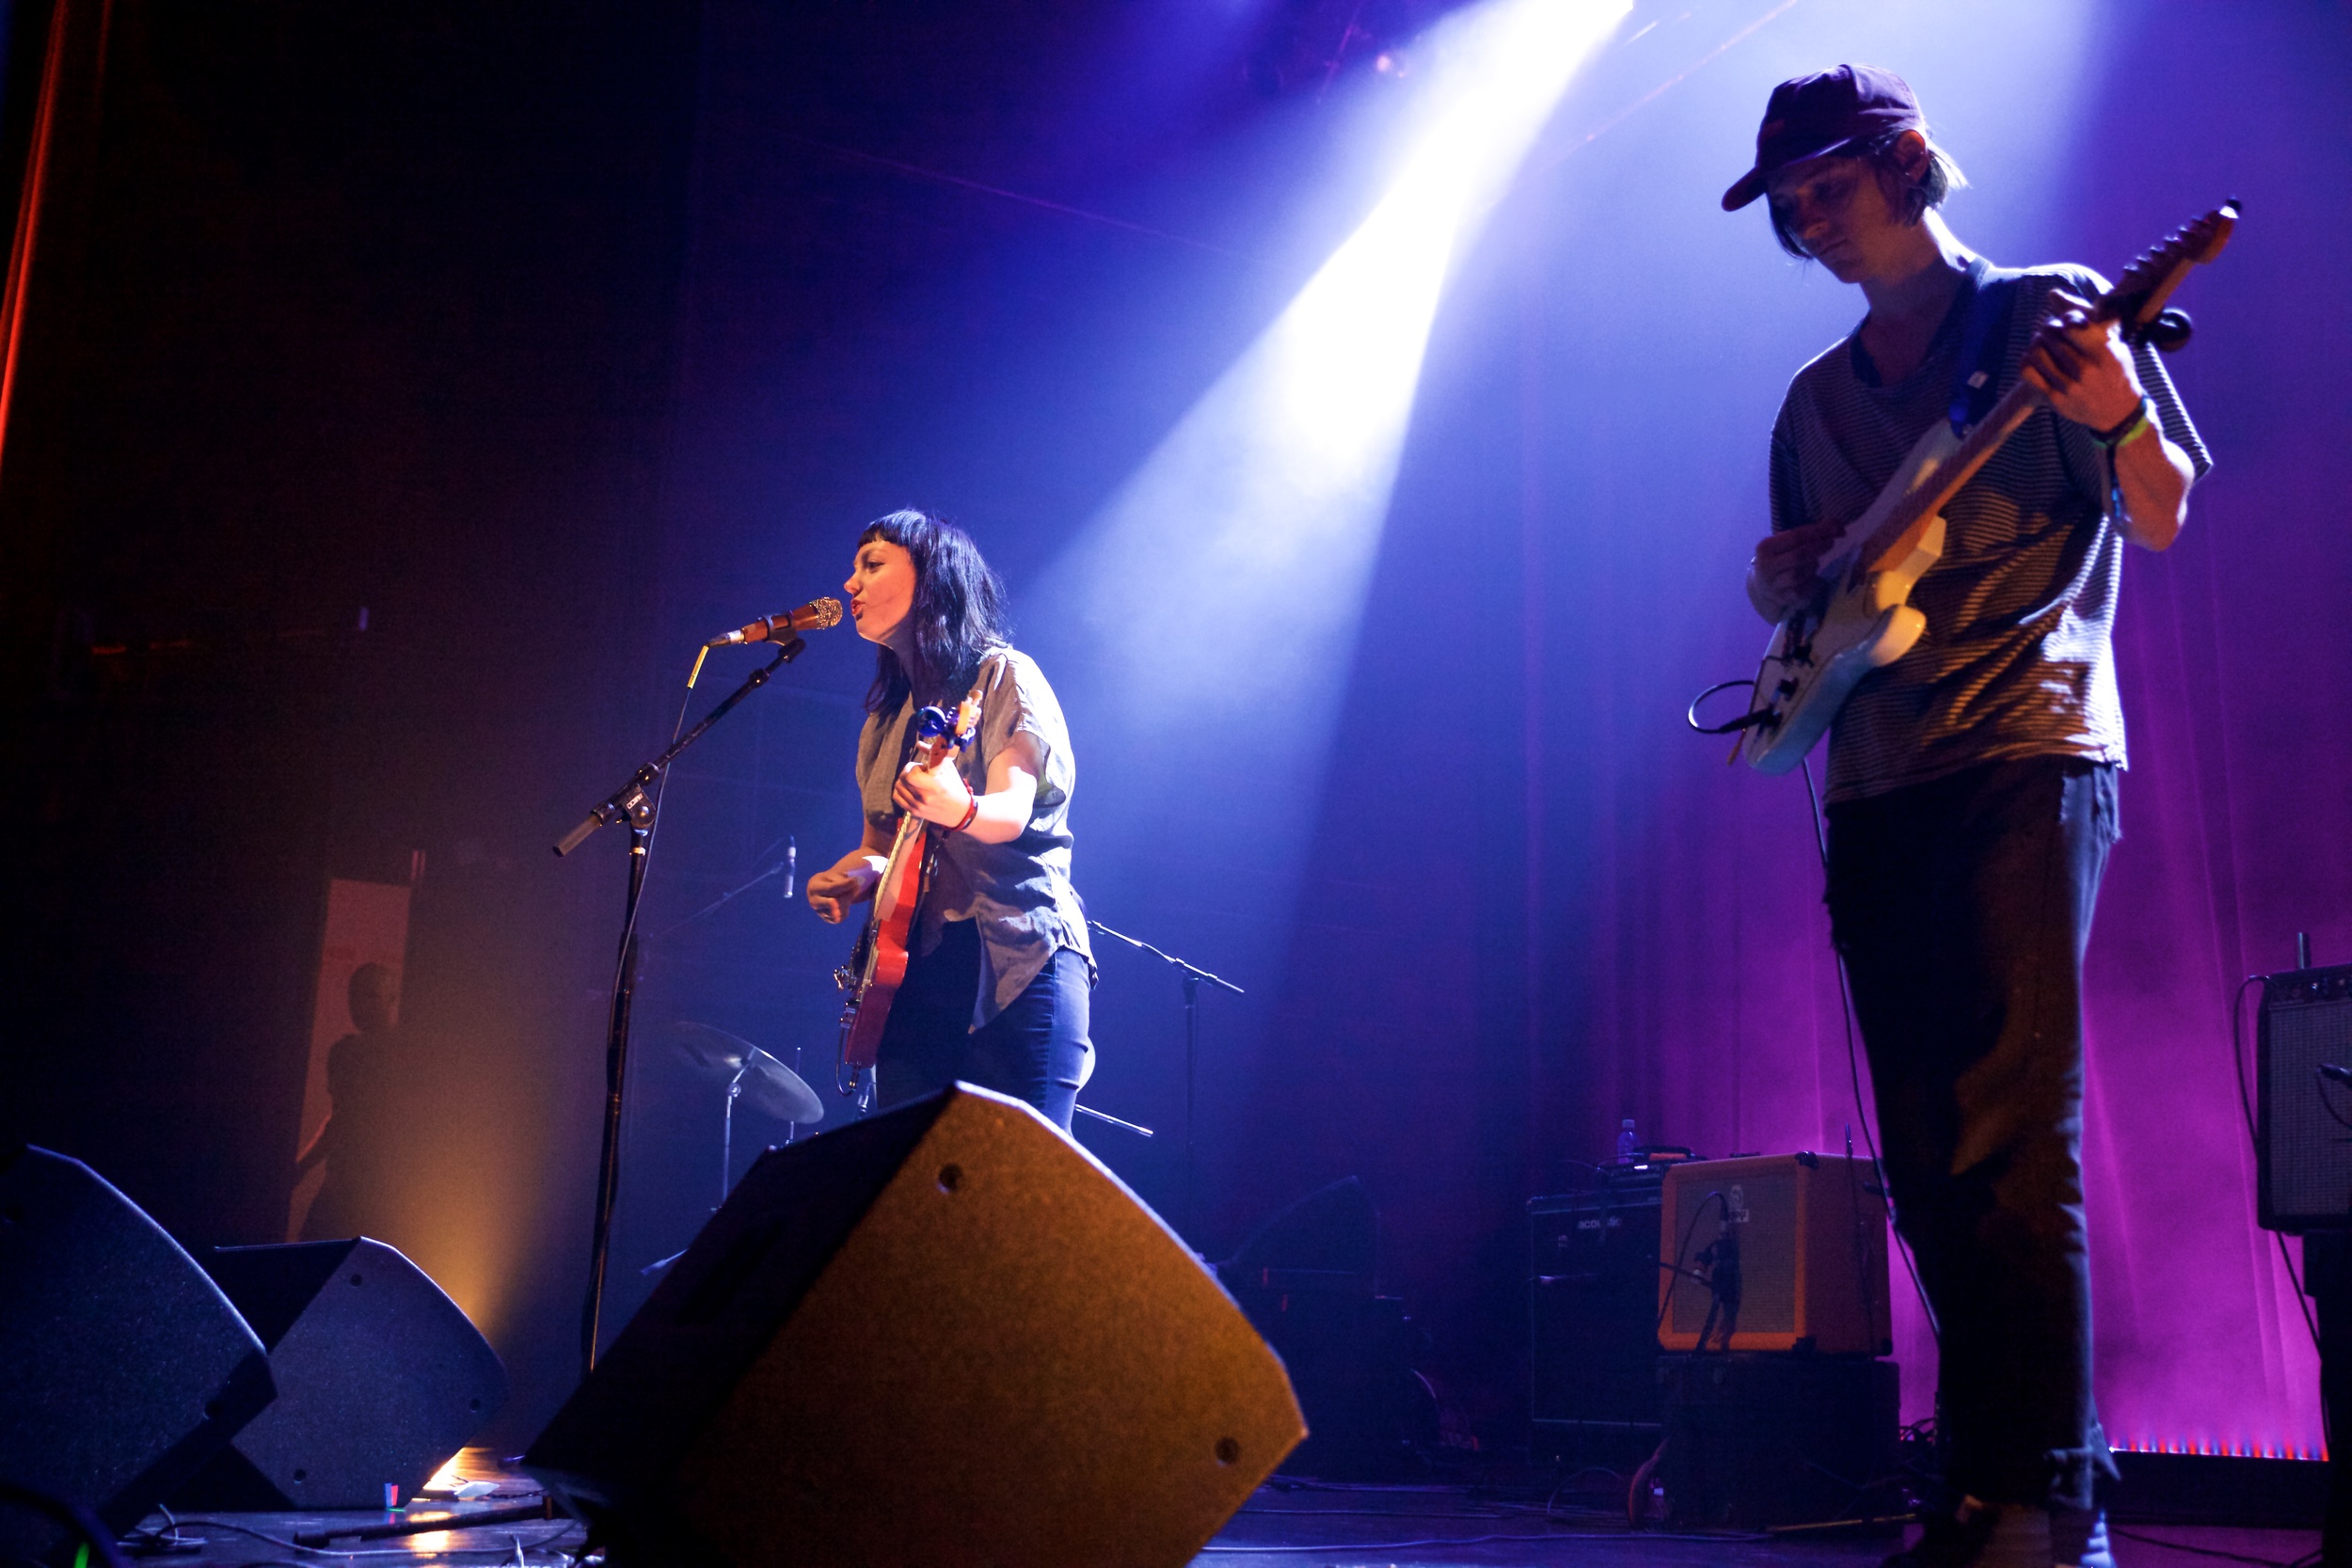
[705,597,842,648]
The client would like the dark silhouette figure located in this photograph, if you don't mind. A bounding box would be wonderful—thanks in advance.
[294,962,405,1242]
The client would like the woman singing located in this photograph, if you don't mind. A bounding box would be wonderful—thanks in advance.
[805,510,1095,1131]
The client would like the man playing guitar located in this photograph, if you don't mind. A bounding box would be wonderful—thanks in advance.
[1728,67,2208,1568]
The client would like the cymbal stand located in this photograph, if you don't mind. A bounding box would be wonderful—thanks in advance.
[721,1058,748,1209]
[1088,918,1242,1243]
[553,638,801,1380]
[638,1055,754,1282]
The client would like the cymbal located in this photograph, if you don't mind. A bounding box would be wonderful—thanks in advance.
[672,1020,757,1072]
[670,1022,824,1125]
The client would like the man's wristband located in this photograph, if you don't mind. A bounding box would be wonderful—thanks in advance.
[2090,395,2154,451]
[947,796,980,834]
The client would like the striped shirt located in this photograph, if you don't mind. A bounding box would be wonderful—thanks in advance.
[1769,259,2211,803]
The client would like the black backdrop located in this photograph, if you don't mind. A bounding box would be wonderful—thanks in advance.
[0,3,703,1438]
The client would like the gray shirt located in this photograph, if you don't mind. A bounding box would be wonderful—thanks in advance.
[855,646,1092,1027]
[1769,260,2210,803]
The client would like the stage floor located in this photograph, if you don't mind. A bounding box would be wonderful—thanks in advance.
[126,1453,2320,1568]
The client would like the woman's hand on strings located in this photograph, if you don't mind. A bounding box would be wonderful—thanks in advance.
[892,756,975,828]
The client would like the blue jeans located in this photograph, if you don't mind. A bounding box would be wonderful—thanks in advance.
[1825,757,2120,1512]
[874,918,1093,1132]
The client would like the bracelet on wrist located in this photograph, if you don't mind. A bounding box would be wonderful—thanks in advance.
[948,796,980,834]
[2090,395,2154,451]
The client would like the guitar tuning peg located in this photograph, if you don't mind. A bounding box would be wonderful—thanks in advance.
[2140,308,2194,353]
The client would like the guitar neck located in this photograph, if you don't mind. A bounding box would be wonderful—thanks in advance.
[1861,377,2042,574]
[884,810,926,884]
[1857,242,2212,578]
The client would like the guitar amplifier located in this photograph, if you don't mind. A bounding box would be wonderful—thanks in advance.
[2257,963,2352,1232]
[1528,1172,1664,1451]
[1658,1153,1890,1355]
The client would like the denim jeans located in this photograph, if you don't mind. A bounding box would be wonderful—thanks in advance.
[874,918,1094,1132]
[1825,757,2121,1512]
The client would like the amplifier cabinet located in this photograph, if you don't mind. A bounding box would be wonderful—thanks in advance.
[1528,1176,1663,1437]
[1659,1353,1899,1528]
[2257,963,2352,1232]
[1658,1154,1889,1356]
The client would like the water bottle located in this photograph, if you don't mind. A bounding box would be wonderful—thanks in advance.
[1615,1118,1638,1164]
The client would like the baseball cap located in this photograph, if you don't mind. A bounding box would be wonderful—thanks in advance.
[1721,64,1925,213]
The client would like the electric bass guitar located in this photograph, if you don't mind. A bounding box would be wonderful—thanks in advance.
[1739,200,2238,775]
[834,683,985,1099]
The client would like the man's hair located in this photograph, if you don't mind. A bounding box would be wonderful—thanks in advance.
[1768,130,1967,260]
[858,509,1009,716]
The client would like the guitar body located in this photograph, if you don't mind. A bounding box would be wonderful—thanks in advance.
[833,685,984,1095]
[1742,422,1955,775]
[1737,199,2238,775]
[837,816,929,1074]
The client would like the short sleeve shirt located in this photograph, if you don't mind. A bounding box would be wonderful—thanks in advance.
[855,647,1093,1028]
[1768,259,2211,802]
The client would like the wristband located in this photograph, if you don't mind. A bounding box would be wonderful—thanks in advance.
[2090,395,2153,451]
[947,796,980,834]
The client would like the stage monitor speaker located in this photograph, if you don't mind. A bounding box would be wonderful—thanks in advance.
[524,1084,1306,1568]
[2257,963,2352,1232]
[1658,1153,1890,1355]
[172,1238,508,1509]
[0,1146,274,1564]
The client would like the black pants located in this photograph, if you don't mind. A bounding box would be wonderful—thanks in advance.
[874,918,1093,1132]
[1826,756,2120,1512]
[2301,1234,2352,1560]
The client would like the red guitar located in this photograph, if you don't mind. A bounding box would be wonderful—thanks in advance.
[833,684,984,1100]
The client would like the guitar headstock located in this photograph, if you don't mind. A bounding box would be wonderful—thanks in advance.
[908,685,986,769]
[2100,200,2240,338]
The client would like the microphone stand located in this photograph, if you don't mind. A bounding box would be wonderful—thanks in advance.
[555,638,803,1380]
[1088,918,1241,1244]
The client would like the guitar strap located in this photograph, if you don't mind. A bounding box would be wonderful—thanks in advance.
[1947,260,2018,436]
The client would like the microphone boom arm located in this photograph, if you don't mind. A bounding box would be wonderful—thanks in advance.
[555,639,801,857]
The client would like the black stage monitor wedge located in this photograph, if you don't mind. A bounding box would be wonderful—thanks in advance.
[0,1146,274,1564]
[525,1083,1306,1568]
[173,1239,509,1510]
[2258,962,2352,1232]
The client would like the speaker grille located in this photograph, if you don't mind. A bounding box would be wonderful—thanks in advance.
[1665,1169,1798,1338]
[1657,1154,1889,1355]
[2258,965,2352,1232]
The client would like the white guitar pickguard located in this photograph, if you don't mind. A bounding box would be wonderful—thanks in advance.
[1742,420,1958,775]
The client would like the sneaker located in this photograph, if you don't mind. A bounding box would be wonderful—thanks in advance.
[2050,1507,2112,1568]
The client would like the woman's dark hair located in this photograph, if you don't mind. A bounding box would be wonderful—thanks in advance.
[858,509,1009,715]
[1768,130,1967,260]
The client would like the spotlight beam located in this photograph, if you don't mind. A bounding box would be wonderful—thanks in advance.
[1041,0,1630,866]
